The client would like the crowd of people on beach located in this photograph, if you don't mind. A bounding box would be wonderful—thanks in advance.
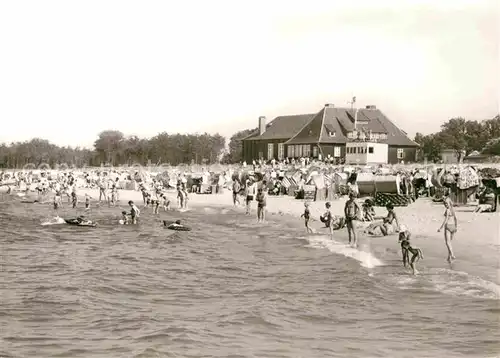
[1,161,492,276]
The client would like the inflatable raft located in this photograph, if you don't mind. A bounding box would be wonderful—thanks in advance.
[64,219,97,227]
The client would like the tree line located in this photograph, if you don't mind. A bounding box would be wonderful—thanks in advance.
[0,130,226,169]
[414,115,500,162]
[1,114,499,169]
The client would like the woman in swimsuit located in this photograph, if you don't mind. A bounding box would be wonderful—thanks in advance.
[438,196,457,262]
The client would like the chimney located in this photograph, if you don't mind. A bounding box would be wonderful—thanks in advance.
[324,103,334,108]
[365,105,376,110]
[258,116,267,135]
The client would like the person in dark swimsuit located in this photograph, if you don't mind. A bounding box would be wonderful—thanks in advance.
[256,187,266,222]
[301,202,313,233]
[398,225,423,275]
[344,192,361,246]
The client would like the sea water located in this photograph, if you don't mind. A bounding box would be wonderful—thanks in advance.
[1,195,499,358]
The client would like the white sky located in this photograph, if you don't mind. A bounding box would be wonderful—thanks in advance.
[0,0,498,148]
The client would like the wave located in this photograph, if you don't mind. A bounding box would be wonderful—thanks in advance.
[303,234,384,269]
[389,268,500,300]
[41,217,65,226]
[428,268,500,300]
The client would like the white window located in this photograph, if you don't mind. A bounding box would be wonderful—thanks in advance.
[277,143,285,159]
[397,148,405,159]
[296,145,303,157]
[267,143,274,160]
[287,145,295,158]
[334,146,341,157]
[302,145,310,157]
[313,146,319,157]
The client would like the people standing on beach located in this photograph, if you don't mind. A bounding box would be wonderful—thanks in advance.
[255,187,266,222]
[177,186,188,209]
[301,202,313,233]
[438,196,457,262]
[344,192,361,247]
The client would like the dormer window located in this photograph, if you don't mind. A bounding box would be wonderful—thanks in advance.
[329,131,336,137]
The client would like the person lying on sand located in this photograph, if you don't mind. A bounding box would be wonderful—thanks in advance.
[398,225,423,275]
[365,203,399,236]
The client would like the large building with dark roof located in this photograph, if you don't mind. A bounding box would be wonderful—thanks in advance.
[241,103,419,164]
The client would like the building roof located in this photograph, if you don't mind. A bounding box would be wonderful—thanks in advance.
[243,114,314,141]
[244,105,419,147]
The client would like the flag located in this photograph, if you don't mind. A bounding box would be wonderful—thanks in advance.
[352,96,356,103]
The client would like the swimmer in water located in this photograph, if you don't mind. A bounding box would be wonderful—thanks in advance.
[121,210,129,225]
[128,200,140,224]
[164,219,182,228]
[398,225,424,275]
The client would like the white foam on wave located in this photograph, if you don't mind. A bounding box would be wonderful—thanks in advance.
[41,217,65,226]
[428,268,500,300]
[304,234,384,269]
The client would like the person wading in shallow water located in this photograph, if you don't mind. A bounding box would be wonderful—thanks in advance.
[301,202,313,234]
[344,192,361,247]
[255,187,267,222]
[438,195,457,262]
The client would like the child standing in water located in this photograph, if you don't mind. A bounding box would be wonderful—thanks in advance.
[398,224,424,275]
[53,191,62,211]
[128,200,140,224]
[120,211,129,225]
[153,199,160,214]
[84,194,92,210]
[301,202,313,233]
[320,202,334,237]
[255,187,266,222]
[177,186,186,209]
[438,196,457,262]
